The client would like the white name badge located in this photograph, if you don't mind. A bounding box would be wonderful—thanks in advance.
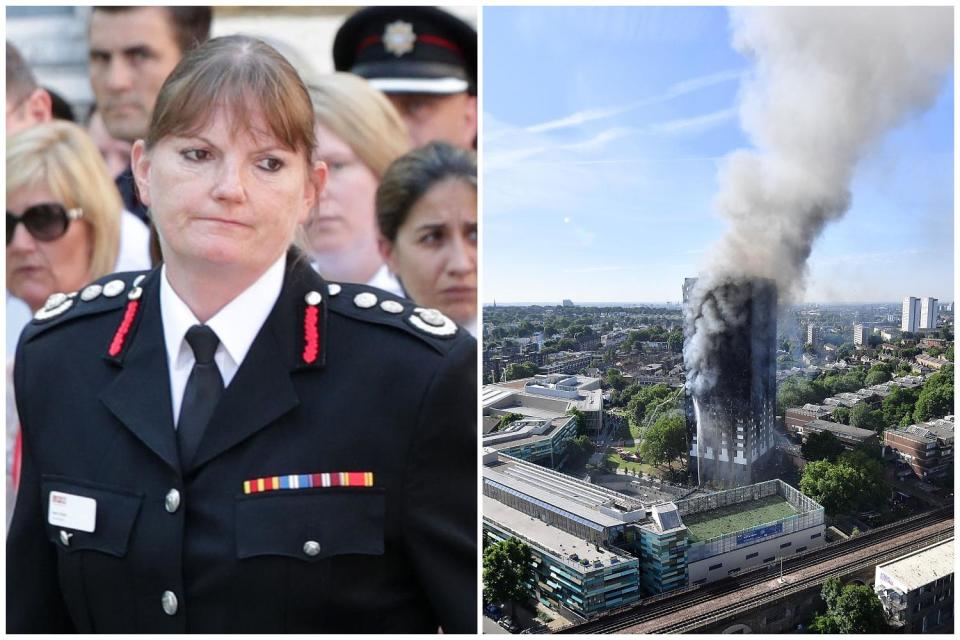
[47,491,97,533]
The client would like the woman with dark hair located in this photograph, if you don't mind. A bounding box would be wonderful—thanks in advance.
[8,35,476,634]
[376,142,478,335]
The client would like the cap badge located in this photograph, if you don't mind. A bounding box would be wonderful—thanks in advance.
[383,20,416,57]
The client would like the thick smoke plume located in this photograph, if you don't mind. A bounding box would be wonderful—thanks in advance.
[685,7,952,397]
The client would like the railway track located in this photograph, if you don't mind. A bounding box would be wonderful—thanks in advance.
[558,506,953,634]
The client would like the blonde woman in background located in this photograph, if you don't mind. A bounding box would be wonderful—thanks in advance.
[302,73,410,295]
[6,120,150,525]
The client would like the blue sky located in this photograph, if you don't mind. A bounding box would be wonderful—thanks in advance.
[482,6,954,304]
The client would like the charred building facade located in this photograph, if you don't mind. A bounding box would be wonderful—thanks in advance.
[684,279,777,489]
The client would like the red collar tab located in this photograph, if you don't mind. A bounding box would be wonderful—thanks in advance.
[105,285,145,363]
[300,290,325,368]
[108,299,140,359]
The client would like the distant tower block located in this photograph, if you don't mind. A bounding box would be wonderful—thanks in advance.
[902,296,920,333]
[806,324,819,349]
[687,279,777,489]
[919,297,938,330]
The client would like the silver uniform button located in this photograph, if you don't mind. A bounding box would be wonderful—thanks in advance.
[59,530,72,546]
[164,488,181,514]
[44,292,68,310]
[80,284,103,302]
[133,274,146,287]
[102,279,125,297]
[34,298,73,321]
[327,283,342,296]
[161,590,178,616]
[128,287,143,301]
[380,300,404,314]
[303,540,321,557]
[353,292,377,309]
[305,290,322,306]
[419,308,445,327]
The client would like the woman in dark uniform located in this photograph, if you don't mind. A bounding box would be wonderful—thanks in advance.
[7,35,477,634]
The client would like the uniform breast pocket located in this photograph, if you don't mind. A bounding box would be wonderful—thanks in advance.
[41,476,143,557]
[235,489,386,563]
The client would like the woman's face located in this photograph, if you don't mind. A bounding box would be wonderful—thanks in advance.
[304,123,380,255]
[132,105,322,279]
[382,178,477,327]
[6,185,94,311]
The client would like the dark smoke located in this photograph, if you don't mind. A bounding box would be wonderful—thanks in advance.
[686,7,952,400]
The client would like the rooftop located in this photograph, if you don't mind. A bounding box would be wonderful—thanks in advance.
[483,496,637,572]
[876,538,954,593]
[485,416,572,450]
[682,495,797,543]
[806,419,877,441]
[892,417,954,444]
[484,454,649,530]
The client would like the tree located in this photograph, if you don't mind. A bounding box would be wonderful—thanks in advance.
[638,412,686,469]
[482,538,533,616]
[811,578,889,633]
[799,450,886,515]
[666,329,683,354]
[831,407,850,425]
[882,386,919,426]
[849,404,885,433]
[627,384,673,426]
[837,343,855,360]
[504,362,538,381]
[864,364,892,386]
[566,407,587,436]
[913,365,954,423]
[565,434,595,463]
[604,368,628,392]
[618,382,642,407]
[500,413,524,427]
[801,431,844,463]
[777,377,821,414]
[945,345,954,362]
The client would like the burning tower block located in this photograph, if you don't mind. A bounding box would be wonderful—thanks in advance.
[684,278,777,489]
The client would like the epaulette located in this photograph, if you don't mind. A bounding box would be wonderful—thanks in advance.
[323,281,468,355]
[21,270,153,344]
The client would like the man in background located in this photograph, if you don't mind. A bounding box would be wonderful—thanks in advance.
[88,6,212,223]
[6,41,53,136]
[334,6,477,149]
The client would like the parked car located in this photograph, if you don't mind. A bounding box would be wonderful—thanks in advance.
[499,616,521,633]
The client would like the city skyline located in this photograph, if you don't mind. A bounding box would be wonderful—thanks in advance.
[483,6,954,305]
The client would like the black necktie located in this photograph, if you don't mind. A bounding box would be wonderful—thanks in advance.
[177,325,224,468]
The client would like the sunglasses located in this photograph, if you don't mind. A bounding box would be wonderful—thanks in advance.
[7,203,84,246]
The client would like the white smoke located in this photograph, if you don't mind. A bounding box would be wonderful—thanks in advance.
[685,7,953,396]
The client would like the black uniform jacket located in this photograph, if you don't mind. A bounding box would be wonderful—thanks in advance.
[7,252,477,633]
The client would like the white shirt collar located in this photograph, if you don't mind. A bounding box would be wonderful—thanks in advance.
[160,253,286,417]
